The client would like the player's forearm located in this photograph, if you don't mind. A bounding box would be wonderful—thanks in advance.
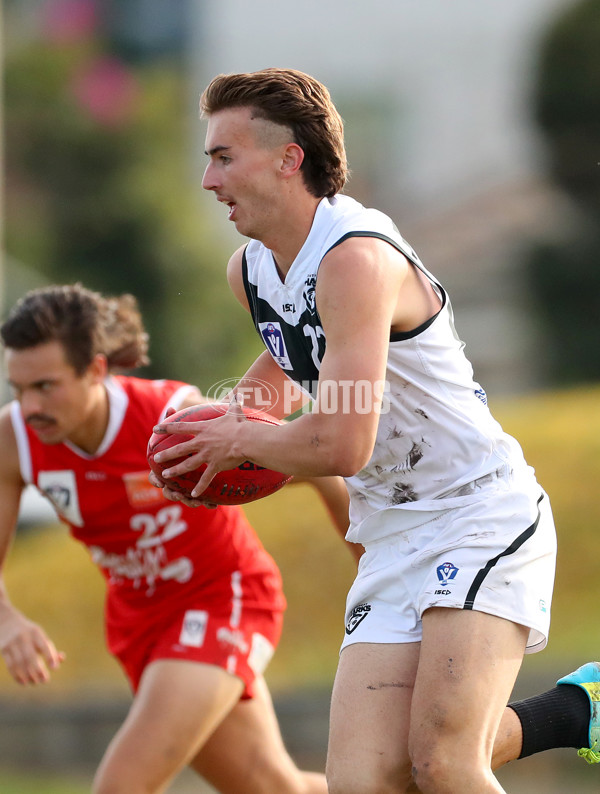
[232,410,374,478]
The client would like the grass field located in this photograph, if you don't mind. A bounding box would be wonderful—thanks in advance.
[0,769,88,794]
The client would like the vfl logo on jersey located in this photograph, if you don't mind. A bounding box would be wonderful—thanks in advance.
[303,274,317,316]
[436,561,459,587]
[38,470,83,527]
[345,603,371,634]
[259,321,292,368]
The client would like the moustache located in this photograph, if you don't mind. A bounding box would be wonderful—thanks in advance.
[25,415,56,426]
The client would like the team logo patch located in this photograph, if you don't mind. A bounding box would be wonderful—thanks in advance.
[303,274,317,315]
[259,321,292,368]
[38,470,83,527]
[345,603,371,634]
[179,610,208,648]
[436,561,459,586]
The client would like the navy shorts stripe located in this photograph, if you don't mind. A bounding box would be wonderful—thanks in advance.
[463,493,545,610]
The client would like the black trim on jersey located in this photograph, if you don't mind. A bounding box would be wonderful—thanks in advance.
[325,231,447,341]
[463,493,545,610]
[241,245,258,325]
[389,307,445,342]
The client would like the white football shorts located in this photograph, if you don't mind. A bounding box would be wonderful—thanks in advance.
[341,477,557,654]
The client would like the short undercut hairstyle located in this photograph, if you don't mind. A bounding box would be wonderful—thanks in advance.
[200,67,348,199]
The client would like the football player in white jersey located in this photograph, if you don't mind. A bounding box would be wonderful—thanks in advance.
[152,68,599,793]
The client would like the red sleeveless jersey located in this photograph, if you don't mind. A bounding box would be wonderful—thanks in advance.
[11,376,285,655]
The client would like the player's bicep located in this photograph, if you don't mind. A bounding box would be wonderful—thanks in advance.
[0,414,26,563]
[316,240,402,407]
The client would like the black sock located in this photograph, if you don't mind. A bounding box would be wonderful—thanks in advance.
[509,685,591,758]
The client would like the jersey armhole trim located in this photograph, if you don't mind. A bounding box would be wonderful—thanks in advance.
[322,231,447,341]
[241,246,260,332]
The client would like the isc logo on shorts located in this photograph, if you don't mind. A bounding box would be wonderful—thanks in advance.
[179,610,208,647]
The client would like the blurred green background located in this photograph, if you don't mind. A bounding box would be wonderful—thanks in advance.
[1,0,600,791]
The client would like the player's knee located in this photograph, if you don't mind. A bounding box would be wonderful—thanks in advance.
[410,746,490,794]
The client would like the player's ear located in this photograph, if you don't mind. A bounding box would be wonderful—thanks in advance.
[89,353,108,384]
[281,142,304,178]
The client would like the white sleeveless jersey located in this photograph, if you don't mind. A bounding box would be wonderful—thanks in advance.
[243,195,536,543]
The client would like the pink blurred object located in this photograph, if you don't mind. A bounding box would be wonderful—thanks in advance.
[43,0,97,42]
[71,57,139,127]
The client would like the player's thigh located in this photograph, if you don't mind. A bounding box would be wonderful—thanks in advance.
[93,659,243,793]
[410,607,528,770]
[190,674,326,793]
[327,641,420,794]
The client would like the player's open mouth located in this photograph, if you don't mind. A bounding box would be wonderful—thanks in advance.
[227,202,236,220]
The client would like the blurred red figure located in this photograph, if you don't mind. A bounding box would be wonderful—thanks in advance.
[0,283,352,794]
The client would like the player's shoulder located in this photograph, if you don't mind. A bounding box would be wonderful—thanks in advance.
[227,245,251,309]
[0,401,15,434]
[320,234,409,285]
[227,245,247,280]
[114,375,192,407]
[0,403,23,477]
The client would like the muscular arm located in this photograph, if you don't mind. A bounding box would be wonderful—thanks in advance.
[153,237,409,496]
[0,406,65,684]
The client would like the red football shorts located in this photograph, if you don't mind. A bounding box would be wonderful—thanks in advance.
[115,600,284,699]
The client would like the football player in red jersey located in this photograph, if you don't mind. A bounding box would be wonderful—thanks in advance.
[0,283,353,794]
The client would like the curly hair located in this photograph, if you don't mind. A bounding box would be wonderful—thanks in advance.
[1,284,150,375]
[200,67,348,198]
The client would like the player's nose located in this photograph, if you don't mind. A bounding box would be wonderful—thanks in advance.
[20,388,43,415]
[202,161,219,191]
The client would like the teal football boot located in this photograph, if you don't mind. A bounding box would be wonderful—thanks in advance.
[557,662,600,764]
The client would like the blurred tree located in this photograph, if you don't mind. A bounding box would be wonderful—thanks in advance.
[3,1,261,389]
[526,0,600,384]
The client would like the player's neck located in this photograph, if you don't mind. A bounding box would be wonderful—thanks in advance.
[264,194,320,279]
[67,384,110,455]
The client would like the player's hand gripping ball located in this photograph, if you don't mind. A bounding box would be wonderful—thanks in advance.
[147,403,293,505]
